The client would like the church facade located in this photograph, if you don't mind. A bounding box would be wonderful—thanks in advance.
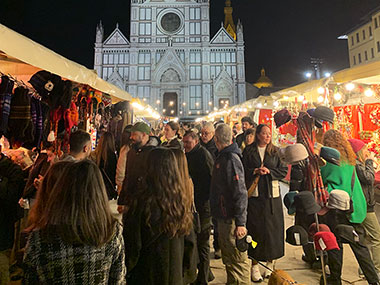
[94,0,245,118]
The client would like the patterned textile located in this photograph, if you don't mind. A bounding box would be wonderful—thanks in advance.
[295,114,328,207]
[31,97,43,147]
[0,76,14,136]
[23,223,126,284]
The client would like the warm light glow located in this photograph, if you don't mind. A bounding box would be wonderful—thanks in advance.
[173,117,179,122]
[221,100,224,104]
[143,98,146,101]
[189,111,192,115]
[317,96,324,103]
[214,107,218,111]
[334,92,342,101]
[317,87,325,95]
[208,101,212,105]
[195,118,203,123]
[305,72,312,79]
[195,102,200,106]
[170,110,174,114]
[156,100,160,104]
[365,89,374,97]
[273,101,279,108]
[180,111,183,114]
[169,101,174,106]
[257,103,263,108]
[324,72,331,78]
[163,109,166,112]
[197,111,200,114]
[298,95,305,101]
[206,110,209,113]
[131,102,144,111]
[283,96,289,100]
[183,102,186,106]
[345,83,355,91]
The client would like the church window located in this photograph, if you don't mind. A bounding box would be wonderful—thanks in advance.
[190,66,202,80]
[210,52,215,63]
[114,54,119,64]
[139,23,152,35]
[138,67,151,80]
[103,54,108,64]
[138,51,151,64]
[137,86,151,102]
[176,50,185,63]
[109,54,114,64]
[231,52,236,62]
[102,67,108,79]
[189,8,201,20]
[215,52,221,62]
[221,52,226,63]
[226,52,231,63]
[190,50,201,63]
[190,22,201,35]
[156,50,165,63]
[139,8,152,20]
[189,86,202,110]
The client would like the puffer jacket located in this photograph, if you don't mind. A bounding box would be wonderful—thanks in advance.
[355,159,376,213]
[210,143,248,226]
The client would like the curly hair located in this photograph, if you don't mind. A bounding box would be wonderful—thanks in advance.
[138,148,193,238]
[323,129,356,165]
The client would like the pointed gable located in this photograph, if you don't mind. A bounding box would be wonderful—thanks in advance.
[103,28,130,46]
[210,27,235,44]
[153,49,186,83]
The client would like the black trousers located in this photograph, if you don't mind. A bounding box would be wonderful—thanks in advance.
[195,213,212,284]
[212,218,219,251]
[327,224,379,284]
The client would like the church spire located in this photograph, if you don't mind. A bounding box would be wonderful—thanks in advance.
[224,0,236,40]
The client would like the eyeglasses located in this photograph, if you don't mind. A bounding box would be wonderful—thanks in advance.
[201,132,211,136]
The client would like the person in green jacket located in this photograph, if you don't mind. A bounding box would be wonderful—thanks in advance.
[320,129,367,224]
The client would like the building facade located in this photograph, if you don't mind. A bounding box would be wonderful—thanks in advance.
[340,6,380,67]
[94,0,245,118]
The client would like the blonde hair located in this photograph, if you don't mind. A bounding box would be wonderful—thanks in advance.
[356,145,367,164]
[27,160,117,247]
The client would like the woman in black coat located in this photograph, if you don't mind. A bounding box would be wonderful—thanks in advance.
[242,124,287,282]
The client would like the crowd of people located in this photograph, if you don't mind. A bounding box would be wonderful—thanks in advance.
[0,114,380,285]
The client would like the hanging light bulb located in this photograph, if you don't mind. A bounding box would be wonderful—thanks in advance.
[317,87,325,94]
[317,96,324,103]
[334,92,342,101]
[273,101,279,108]
[283,96,289,100]
[257,103,263,108]
[345,83,355,91]
[298,95,305,101]
[365,89,374,97]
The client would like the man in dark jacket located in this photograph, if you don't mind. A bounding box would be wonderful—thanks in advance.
[0,149,25,284]
[200,122,218,161]
[183,131,214,284]
[200,122,221,259]
[236,116,256,148]
[118,122,156,208]
[210,123,250,284]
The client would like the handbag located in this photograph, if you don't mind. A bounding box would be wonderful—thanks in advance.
[191,200,201,234]
[247,174,260,198]
[100,168,118,200]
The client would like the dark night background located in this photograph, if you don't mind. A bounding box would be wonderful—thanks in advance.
[1,0,380,87]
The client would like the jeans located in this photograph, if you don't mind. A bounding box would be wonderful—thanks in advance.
[217,219,251,285]
[362,212,380,273]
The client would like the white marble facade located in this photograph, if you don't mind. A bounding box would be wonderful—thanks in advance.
[94,0,245,118]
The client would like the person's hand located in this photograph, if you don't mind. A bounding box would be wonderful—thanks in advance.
[33,175,43,189]
[117,205,129,214]
[235,226,247,239]
[259,167,270,175]
[254,168,260,175]
[18,198,25,208]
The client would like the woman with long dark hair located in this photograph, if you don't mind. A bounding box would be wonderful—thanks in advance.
[92,132,118,199]
[162,121,184,150]
[123,148,193,284]
[23,160,126,284]
[242,124,287,282]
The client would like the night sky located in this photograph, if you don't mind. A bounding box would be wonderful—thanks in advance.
[1,0,380,87]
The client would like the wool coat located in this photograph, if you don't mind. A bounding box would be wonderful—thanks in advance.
[321,162,367,224]
[242,144,287,261]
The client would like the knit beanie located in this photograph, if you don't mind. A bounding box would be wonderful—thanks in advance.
[0,76,14,136]
[8,87,34,143]
[348,139,365,154]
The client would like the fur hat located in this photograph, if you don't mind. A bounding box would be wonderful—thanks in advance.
[274,109,291,128]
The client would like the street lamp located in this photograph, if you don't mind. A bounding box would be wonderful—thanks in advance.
[324,72,331,77]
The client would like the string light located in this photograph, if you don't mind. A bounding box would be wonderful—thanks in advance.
[317,87,325,95]
[345,83,355,91]
[334,92,342,101]
[317,96,324,103]
[257,103,263,108]
[298,95,305,101]
[365,89,374,97]
[273,101,279,108]
[208,101,212,106]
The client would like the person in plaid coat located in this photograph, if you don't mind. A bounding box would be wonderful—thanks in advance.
[23,160,126,284]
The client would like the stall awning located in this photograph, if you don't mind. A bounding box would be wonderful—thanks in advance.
[0,23,132,103]
[332,60,380,85]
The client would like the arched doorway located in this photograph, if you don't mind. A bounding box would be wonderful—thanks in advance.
[163,92,178,117]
